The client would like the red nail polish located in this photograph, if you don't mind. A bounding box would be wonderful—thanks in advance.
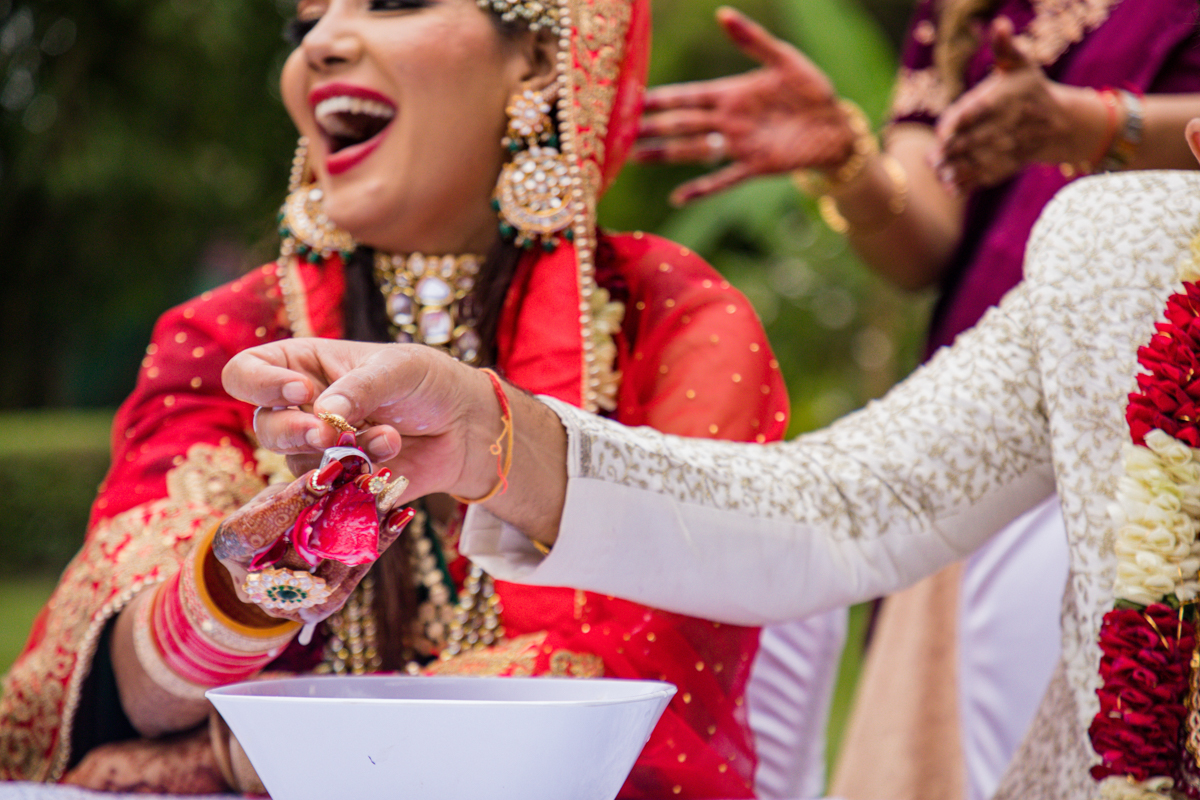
[634,145,665,162]
[336,431,356,447]
[310,460,344,492]
[384,506,416,534]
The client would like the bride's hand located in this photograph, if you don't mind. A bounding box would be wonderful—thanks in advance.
[222,341,504,505]
[633,6,854,205]
[210,465,414,624]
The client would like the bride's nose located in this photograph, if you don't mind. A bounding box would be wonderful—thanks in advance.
[301,8,364,72]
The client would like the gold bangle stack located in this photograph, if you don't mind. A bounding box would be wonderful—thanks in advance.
[791,99,909,236]
[816,154,910,236]
[792,100,877,196]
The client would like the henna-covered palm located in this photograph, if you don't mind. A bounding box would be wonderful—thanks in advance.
[932,18,1073,192]
[634,7,855,205]
[213,442,414,625]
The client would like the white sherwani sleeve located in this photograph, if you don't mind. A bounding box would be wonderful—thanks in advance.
[462,280,1056,625]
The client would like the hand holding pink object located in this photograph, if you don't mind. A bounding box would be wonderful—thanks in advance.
[212,430,414,625]
[634,7,855,205]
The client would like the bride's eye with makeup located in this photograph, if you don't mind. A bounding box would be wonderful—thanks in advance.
[284,0,324,46]
[284,0,429,45]
[284,16,319,45]
[368,0,432,11]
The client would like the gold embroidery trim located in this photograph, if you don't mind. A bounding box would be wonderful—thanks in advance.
[892,0,1123,119]
[0,442,264,781]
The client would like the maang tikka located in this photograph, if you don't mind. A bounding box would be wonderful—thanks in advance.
[278,136,356,264]
[493,89,574,252]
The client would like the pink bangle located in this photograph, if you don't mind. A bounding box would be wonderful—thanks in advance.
[136,522,302,694]
[131,590,209,702]
[152,573,275,686]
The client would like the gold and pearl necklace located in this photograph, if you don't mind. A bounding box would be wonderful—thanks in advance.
[316,252,502,676]
[373,251,484,364]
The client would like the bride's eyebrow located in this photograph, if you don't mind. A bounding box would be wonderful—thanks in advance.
[294,0,324,19]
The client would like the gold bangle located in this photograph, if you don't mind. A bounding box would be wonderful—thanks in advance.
[816,154,909,236]
[792,99,878,196]
[530,539,551,556]
[184,523,300,651]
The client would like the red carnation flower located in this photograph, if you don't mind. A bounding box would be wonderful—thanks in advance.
[1090,604,1196,784]
[1127,282,1200,447]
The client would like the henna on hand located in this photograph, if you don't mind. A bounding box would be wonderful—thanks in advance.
[634,8,853,203]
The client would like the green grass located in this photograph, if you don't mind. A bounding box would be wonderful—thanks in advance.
[0,409,113,457]
[0,409,114,577]
[0,576,59,676]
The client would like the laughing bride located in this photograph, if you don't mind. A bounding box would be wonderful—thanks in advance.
[0,0,790,795]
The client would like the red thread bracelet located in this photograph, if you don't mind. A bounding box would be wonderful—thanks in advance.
[451,368,514,504]
[1086,89,1121,173]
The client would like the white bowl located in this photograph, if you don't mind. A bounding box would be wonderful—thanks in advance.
[207,675,676,800]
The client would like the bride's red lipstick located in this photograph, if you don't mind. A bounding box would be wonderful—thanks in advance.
[309,83,397,177]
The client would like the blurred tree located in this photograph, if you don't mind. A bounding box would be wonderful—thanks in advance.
[0,0,297,407]
[0,0,926,431]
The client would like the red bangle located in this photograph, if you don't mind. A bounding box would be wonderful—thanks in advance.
[152,572,275,686]
[451,368,514,504]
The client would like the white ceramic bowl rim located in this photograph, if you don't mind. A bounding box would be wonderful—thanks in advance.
[207,675,677,708]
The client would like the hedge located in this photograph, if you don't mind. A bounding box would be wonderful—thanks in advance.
[0,411,112,576]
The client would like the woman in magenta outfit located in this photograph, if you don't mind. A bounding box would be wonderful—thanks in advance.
[634,1,1200,798]
[900,0,1200,353]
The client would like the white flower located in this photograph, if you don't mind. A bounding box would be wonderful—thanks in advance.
[1097,775,1177,800]
[1146,429,1194,466]
[1112,436,1200,605]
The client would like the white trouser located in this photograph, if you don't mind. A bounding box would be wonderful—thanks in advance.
[746,493,1068,800]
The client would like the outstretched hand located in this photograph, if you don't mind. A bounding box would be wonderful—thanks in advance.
[634,7,854,205]
[933,17,1077,191]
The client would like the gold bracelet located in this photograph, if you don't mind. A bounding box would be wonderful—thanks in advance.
[817,154,909,236]
[451,369,514,505]
[792,100,878,196]
[183,523,300,652]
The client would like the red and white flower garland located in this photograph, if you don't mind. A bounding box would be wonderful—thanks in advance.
[1090,254,1200,800]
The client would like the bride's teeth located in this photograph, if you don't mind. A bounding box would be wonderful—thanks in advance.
[315,95,395,124]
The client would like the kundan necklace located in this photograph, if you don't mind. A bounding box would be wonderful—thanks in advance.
[373,251,483,364]
[313,251,503,676]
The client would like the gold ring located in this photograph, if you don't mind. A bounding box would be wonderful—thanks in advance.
[317,412,359,434]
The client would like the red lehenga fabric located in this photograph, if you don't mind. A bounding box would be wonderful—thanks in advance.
[0,239,787,795]
[0,0,788,792]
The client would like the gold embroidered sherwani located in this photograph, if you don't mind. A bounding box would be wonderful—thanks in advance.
[463,170,1200,798]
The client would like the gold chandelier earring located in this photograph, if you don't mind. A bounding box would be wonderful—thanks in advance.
[492,89,573,253]
[278,136,356,264]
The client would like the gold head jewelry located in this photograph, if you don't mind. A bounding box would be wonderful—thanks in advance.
[476,0,561,33]
[317,412,359,434]
[373,252,484,363]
